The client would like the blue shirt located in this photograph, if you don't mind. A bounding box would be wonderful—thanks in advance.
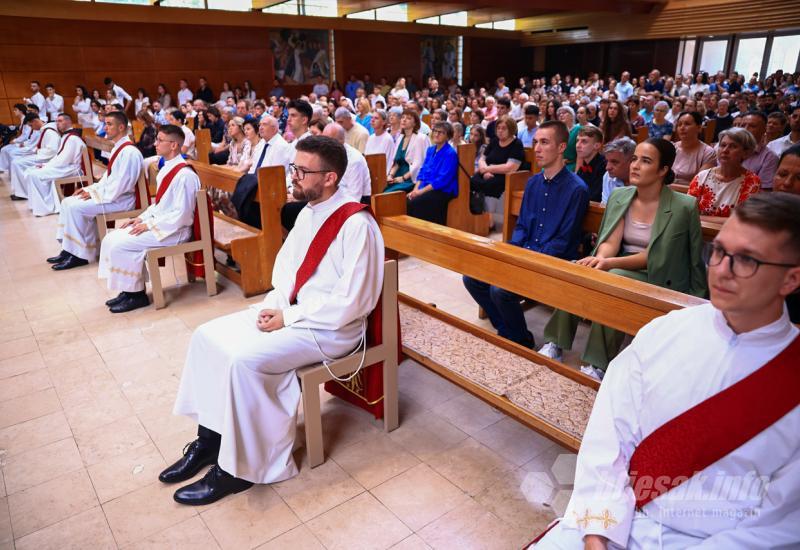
[601,172,625,205]
[616,81,634,102]
[517,124,538,148]
[345,80,362,101]
[511,167,589,260]
[417,143,458,196]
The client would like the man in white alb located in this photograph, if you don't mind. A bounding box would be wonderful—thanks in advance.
[162,135,384,505]
[48,112,143,270]
[533,192,800,548]
[23,113,87,216]
[8,114,59,198]
[98,124,199,313]
[12,114,76,204]
[1,112,44,176]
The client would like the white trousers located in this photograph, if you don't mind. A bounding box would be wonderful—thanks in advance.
[97,224,191,292]
[26,164,82,217]
[0,145,33,172]
[9,155,38,197]
[173,307,361,484]
[57,194,136,261]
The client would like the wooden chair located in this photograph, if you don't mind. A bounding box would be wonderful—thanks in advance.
[194,128,211,164]
[54,146,94,201]
[297,260,399,468]
[95,168,151,241]
[635,126,649,143]
[145,190,217,309]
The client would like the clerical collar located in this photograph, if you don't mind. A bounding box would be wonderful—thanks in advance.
[711,304,795,345]
[111,136,131,153]
[307,187,349,214]
[161,155,185,172]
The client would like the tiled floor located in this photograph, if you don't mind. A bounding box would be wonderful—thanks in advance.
[0,172,579,550]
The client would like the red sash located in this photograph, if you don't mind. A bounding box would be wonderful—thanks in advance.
[36,126,57,149]
[154,162,214,279]
[56,132,89,181]
[108,141,142,208]
[629,334,800,509]
[290,202,399,419]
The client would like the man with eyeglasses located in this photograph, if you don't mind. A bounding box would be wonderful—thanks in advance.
[164,135,384,506]
[532,192,800,548]
[98,124,200,313]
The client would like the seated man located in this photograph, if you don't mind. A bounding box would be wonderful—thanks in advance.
[407,121,458,226]
[533,193,800,549]
[574,125,606,202]
[97,124,199,313]
[163,136,384,505]
[49,112,143,270]
[7,113,60,199]
[463,121,589,348]
[600,137,635,205]
[741,111,779,189]
[23,113,87,216]
[335,107,369,153]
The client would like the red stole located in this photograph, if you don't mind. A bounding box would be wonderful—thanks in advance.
[107,141,142,208]
[290,202,399,419]
[629,334,800,508]
[36,126,57,149]
[154,162,214,279]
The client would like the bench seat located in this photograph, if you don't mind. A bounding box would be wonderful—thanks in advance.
[212,213,258,252]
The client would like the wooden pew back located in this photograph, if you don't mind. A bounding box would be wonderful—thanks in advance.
[194,128,211,164]
[365,153,387,196]
[444,142,491,236]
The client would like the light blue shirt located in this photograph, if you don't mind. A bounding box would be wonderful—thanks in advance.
[601,172,625,205]
[616,81,634,102]
[517,123,538,148]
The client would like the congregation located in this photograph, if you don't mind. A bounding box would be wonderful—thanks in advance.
[2,62,799,549]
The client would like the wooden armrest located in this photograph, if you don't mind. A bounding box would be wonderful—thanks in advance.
[54,175,92,187]
[95,208,147,240]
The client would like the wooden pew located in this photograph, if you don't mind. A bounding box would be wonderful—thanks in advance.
[190,161,285,297]
[635,126,649,143]
[445,143,491,236]
[132,120,144,143]
[503,171,721,243]
[365,153,387,196]
[194,128,211,164]
[702,119,717,144]
[372,192,706,450]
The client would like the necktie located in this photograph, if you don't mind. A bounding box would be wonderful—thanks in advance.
[255,142,269,170]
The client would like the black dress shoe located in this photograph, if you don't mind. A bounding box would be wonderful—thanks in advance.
[159,439,219,484]
[105,292,128,307]
[9,194,27,201]
[109,292,150,313]
[47,250,70,264]
[174,465,253,506]
[52,255,88,271]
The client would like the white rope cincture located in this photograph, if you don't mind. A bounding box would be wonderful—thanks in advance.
[308,316,368,382]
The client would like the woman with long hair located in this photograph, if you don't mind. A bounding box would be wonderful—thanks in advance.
[601,100,633,143]
[73,85,92,126]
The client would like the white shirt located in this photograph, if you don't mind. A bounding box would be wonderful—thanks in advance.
[180,125,196,159]
[86,136,143,205]
[35,123,61,161]
[28,91,46,112]
[340,143,372,199]
[767,133,800,158]
[365,131,395,171]
[44,93,64,122]
[112,84,132,107]
[140,154,200,241]
[73,97,91,115]
[177,88,194,106]
[248,133,293,175]
[345,123,369,153]
[45,131,85,170]
[134,97,150,114]
[561,303,799,548]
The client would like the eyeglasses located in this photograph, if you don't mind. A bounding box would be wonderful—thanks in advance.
[289,163,330,181]
[155,137,178,144]
[704,243,797,278]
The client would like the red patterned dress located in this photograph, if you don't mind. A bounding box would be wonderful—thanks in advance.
[687,168,761,217]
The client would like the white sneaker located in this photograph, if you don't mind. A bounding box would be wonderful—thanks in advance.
[580,365,604,381]
[538,342,563,361]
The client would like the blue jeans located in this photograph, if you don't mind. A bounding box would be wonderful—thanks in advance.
[462,276,533,348]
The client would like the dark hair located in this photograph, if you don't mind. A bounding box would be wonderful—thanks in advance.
[677,111,703,126]
[45,83,55,89]
[288,99,313,122]
[206,106,221,118]
[744,110,767,124]
[735,193,800,258]
[497,97,511,109]
[254,101,266,110]
[76,85,90,98]
[643,137,676,185]
[242,119,259,134]
[57,112,73,122]
[27,104,40,112]
[170,110,186,123]
[311,119,328,133]
[104,77,113,86]
[538,120,569,145]
[294,135,349,184]
[31,80,40,86]
[90,99,103,110]
[13,103,27,113]
[105,111,129,128]
[159,124,185,145]
[524,104,540,116]
[401,109,421,132]
[779,143,800,165]
[471,109,485,123]
[433,121,453,140]
[23,112,40,124]
[137,87,148,97]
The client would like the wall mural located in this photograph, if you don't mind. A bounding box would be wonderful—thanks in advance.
[271,29,330,84]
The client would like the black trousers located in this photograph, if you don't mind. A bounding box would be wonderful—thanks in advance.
[407,189,454,226]
[209,149,229,165]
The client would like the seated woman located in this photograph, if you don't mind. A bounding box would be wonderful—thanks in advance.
[385,109,429,193]
[469,115,524,199]
[355,98,373,135]
[673,111,717,185]
[135,110,157,158]
[407,122,459,226]
[538,138,707,380]
[469,124,488,171]
[688,127,761,218]
[210,118,255,218]
[557,106,580,171]
[647,100,673,139]
[601,100,633,144]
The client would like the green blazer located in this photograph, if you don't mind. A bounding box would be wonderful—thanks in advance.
[594,185,708,298]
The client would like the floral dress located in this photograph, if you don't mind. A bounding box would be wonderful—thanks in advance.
[688,168,761,217]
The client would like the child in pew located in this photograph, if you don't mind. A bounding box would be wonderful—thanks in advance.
[538,138,707,380]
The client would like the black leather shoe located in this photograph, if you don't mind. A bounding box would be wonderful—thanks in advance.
[52,255,88,271]
[47,250,70,264]
[173,465,253,506]
[105,292,128,307]
[159,439,219,484]
[109,292,150,313]
[9,194,27,201]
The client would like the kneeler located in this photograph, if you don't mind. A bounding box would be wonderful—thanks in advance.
[526,334,800,546]
[289,202,401,420]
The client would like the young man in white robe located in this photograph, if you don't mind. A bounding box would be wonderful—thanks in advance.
[98,124,199,313]
[23,114,87,216]
[533,192,800,548]
[49,111,143,270]
[0,112,42,174]
[43,84,64,123]
[162,135,384,506]
[9,115,64,201]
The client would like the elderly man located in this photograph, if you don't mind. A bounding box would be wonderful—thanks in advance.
[21,114,86,216]
[600,137,635,205]
[334,107,368,153]
[49,112,143,270]
[741,111,779,189]
[533,192,800,549]
[164,136,384,505]
[98,124,199,313]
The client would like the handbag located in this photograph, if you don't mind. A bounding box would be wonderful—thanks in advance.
[460,160,485,215]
